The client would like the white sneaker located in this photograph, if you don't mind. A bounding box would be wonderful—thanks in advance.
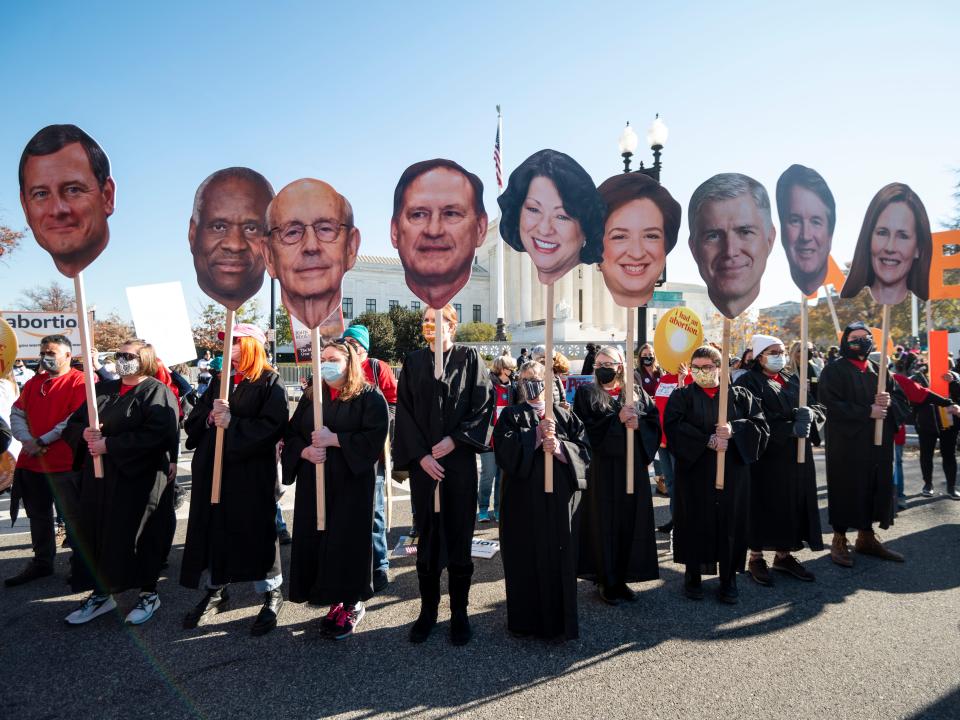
[65,593,117,625]
[125,592,161,625]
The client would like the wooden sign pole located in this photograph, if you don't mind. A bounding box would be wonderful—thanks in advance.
[797,296,808,463]
[73,273,103,478]
[715,318,731,491]
[312,326,326,530]
[625,307,635,495]
[874,305,891,446]
[210,311,235,504]
[543,283,555,493]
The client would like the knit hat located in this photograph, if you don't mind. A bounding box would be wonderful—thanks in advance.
[341,325,370,351]
[751,334,781,358]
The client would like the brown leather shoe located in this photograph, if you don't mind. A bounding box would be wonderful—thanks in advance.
[655,476,668,496]
[747,557,774,586]
[830,533,853,568]
[855,531,904,563]
[772,553,815,582]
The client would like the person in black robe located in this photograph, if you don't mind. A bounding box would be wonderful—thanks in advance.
[61,340,179,626]
[735,335,825,586]
[573,345,660,605]
[905,355,960,499]
[393,305,494,646]
[180,328,288,635]
[282,340,389,640]
[494,360,590,640]
[818,322,911,567]
[664,345,768,604]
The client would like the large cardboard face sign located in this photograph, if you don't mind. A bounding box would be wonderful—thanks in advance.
[498,149,604,285]
[390,159,488,309]
[263,178,360,334]
[775,164,836,297]
[597,173,681,308]
[687,173,776,319]
[840,182,931,306]
[189,167,275,311]
[19,124,115,278]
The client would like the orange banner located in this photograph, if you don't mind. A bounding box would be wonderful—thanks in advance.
[807,254,847,299]
[930,330,949,396]
[929,230,960,300]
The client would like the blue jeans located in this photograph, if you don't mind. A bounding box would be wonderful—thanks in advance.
[894,444,905,498]
[372,475,388,573]
[207,574,283,594]
[659,447,676,516]
[275,502,287,533]
[478,451,500,515]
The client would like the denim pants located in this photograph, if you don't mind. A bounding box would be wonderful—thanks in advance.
[372,475,389,572]
[478,451,500,515]
[275,502,287,533]
[893,444,905,498]
[207,573,282,594]
[658,447,676,516]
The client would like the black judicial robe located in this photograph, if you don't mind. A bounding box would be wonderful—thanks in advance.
[282,385,389,605]
[735,365,825,552]
[180,372,288,588]
[494,404,590,640]
[574,385,661,586]
[393,345,494,574]
[818,358,909,532]
[64,378,179,593]
[664,384,768,573]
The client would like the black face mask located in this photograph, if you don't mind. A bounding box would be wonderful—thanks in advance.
[845,337,873,358]
[595,367,617,385]
[521,378,545,401]
[640,357,654,367]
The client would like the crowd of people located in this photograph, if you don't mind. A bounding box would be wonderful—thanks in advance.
[1,311,959,645]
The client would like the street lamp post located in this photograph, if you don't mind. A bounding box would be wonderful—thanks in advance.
[617,114,669,347]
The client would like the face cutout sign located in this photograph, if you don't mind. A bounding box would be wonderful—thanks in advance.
[189,167,275,311]
[263,179,360,333]
[19,124,116,278]
[775,164,836,297]
[597,172,681,307]
[498,149,604,286]
[688,172,777,319]
[390,159,488,309]
[840,182,931,306]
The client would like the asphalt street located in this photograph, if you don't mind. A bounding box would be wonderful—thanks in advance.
[1,447,958,720]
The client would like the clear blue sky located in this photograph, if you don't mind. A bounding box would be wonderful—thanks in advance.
[2,1,958,328]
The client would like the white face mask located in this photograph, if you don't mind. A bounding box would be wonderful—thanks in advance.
[763,354,786,373]
[527,399,546,414]
[116,357,141,377]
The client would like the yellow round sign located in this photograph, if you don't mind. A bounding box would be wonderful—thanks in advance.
[653,307,704,373]
[0,318,17,376]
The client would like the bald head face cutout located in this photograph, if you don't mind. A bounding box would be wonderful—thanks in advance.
[19,124,115,278]
[189,167,275,310]
[263,178,360,330]
[390,159,488,309]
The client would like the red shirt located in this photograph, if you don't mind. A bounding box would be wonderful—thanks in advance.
[13,369,87,473]
[654,371,693,446]
[699,385,720,399]
[362,358,398,404]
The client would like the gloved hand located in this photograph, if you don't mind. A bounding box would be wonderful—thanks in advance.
[792,406,812,438]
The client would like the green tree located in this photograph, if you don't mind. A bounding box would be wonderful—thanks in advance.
[455,321,498,342]
[192,299,262,353]
[351,311,395,361]
[274,307,293,346]
[389,305,426,361]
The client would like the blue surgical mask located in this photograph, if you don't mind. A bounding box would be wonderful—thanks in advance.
[763,355,786,373]
[320,362,344,383]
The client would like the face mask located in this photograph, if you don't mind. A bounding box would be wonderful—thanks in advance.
[320,362,344,383]
[845,337,873,358]
[116,357,141,377]
[527,399,545,415]
[595,367,617,385]
[40,356,58,372]
[691,368,719,388]
[763,355,786,373]
[103,362,117,375]
[522,378,545,401]
[640,357,654,367]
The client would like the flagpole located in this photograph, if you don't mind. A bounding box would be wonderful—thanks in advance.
[495,104,507,342]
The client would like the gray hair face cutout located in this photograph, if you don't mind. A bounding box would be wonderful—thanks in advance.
[687,172,776,319]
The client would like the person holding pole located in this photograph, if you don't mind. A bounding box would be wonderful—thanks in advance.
[180,325,288,635]
[61,340,179,625]
[393,305,494,646]
[282,339,388,640]
[735,334,824,586]
[573,346,660,605]
[664,345,768,604]
[4,336,86,587]
[495,360,590,640]
[818,322,911,568]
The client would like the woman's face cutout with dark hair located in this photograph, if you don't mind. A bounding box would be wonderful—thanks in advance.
[519,175,585,284]
[869,201,918,305]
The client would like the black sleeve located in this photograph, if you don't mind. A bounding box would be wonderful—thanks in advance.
[450,350,495,452]
[337,391,390,476]
[663,389,711,465]
[493,408,538,481]
[184,375,216,450]
[105,385,179,464]
[281,395,311,486]
[224,381,288,461]
[729,388,769,465]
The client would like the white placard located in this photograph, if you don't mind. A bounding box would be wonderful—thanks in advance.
[126,282,197,366]
[0,311,82,359]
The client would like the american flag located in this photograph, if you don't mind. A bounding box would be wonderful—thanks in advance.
[494,105,503,190]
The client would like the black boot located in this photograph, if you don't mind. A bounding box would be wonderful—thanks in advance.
[448,565,473,646]
[409,573,440,643]
[183,587,230,629]
[683,567,703,600]
[717,572,739,605]
[251,588,283,636]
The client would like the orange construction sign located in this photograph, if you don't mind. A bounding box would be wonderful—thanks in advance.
[928,230,960,300]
